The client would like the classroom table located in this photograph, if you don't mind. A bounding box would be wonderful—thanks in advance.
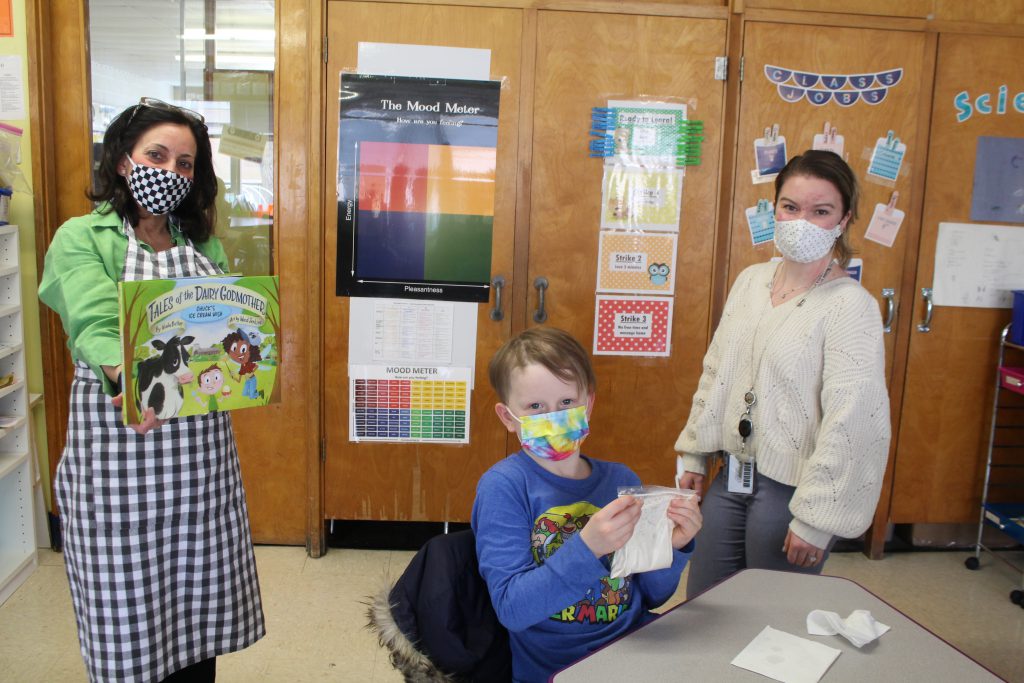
[552,568,1002,682]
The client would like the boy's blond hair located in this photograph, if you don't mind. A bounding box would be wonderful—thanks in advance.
[488,327,596,404]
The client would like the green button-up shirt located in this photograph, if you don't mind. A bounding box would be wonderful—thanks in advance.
[38,205,229,395]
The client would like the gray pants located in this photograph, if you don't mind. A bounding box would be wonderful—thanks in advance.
[686,460,836,598]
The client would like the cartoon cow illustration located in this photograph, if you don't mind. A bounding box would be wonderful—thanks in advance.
[136,335,195,420]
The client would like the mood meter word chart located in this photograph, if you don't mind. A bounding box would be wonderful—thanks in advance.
[349,365,472,443]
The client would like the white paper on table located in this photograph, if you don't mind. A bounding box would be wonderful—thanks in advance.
[731,626,841,683]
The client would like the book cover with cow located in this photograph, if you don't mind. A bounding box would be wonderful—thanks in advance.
[118,274,281,425]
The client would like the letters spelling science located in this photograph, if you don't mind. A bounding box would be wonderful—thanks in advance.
[118,274,281,425]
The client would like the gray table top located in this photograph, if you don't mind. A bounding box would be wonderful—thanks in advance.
[552,568,1002,682]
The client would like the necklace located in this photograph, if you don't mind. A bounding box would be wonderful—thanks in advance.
[768,260,833,302]
[738,260,835,455]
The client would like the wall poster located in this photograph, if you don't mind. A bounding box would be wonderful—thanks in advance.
[336,73,501,302]
[593,295,673,357]
[595,231,677,295]
[971,136,1024,224]
[933,222,1024,308]
[349,364,471,443]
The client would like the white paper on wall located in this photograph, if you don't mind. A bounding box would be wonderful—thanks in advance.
[933,222,1024,308]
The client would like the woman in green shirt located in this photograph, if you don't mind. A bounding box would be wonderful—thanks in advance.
[38,99,264,683]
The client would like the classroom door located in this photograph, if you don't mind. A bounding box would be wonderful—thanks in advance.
[526,11,727,485]
[729,21,930,385]
[322,1,521,521]
[36,0,314,545]
[891,34,1024,523]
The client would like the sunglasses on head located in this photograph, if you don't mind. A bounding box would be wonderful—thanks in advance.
[126,97,206,127]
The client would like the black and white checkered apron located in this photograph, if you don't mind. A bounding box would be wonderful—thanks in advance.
[56,220,265,682]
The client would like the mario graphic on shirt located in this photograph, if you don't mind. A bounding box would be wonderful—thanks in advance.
[532,503,632,625]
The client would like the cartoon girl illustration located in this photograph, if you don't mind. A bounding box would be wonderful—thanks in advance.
[222,328,264,401]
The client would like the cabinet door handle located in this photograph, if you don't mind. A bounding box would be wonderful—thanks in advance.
[533,277,549,323]
[882,288,896,334]
[917,287,933,333]
[489,275,505,321]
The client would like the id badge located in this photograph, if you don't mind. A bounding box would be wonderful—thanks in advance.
[727,452,754,494]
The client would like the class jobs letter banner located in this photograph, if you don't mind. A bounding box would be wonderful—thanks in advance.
[336,73,500,302]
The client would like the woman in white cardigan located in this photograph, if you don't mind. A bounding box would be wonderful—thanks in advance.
[676,150,890,596]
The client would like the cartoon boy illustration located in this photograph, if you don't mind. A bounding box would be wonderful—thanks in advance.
[222,328,264,401]
[194,364,231,411]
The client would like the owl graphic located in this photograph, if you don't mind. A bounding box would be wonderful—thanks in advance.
[648,263,670,285]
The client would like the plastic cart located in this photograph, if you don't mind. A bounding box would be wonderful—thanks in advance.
[965,323,1024,608]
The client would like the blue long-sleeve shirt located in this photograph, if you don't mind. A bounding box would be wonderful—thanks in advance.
[471,451,693,683]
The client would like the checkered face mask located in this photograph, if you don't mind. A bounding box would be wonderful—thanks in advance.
[125,155,193,215]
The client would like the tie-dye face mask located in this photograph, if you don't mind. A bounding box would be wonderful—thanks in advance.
[511,405,590,461]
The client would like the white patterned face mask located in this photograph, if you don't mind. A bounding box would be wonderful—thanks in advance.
[774,218,842,263]
[125,155,193,215]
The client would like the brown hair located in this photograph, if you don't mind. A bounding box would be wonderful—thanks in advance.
[90,101,217,242]
[774,149,859,268]
[488,327,596,404]
[199,364,222,380]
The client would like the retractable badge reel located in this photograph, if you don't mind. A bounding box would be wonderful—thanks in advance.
[728,391,755,494]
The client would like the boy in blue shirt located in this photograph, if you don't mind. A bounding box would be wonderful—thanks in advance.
[472,327,702,683]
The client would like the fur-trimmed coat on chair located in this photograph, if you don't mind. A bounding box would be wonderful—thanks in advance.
[365,529,512,683]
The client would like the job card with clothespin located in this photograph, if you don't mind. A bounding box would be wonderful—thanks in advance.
[745,198,776,246]
[752,123,787,182]
[864,191,906,247]
[867,129,907,182]
[812,121,845,158]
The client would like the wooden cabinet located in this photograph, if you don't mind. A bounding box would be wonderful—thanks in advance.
[891,33,1024,524]
[0,225,37,604]
[527,10,726,485]
[321,1,728,521]
[322,1,524,522]
[728,20,930,386]
[31,0,1024,546]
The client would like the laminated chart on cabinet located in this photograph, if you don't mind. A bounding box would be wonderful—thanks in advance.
[933,222,1024,308]
[349,364,470,443]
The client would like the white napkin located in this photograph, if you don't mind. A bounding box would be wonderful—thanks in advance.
[731,626,841,683]
[806,609,891,648]
[609,487,694,579]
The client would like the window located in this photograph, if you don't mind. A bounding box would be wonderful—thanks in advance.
[89,0,275,275]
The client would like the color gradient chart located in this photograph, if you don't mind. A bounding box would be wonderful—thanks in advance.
[349,365,472,443]
[355,141,495,285]
[335,74,501,302]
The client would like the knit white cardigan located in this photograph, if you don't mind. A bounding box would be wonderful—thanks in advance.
[675,261,891,549]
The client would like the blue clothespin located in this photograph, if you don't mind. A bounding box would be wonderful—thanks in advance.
[589,135,615,157]
[591,107,617,132]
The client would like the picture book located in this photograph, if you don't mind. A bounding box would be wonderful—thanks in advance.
[118,274,280,425]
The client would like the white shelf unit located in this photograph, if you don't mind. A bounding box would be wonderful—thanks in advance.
[0,225,37,606]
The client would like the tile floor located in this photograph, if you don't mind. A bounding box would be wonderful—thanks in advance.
[0,545,1021,681]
